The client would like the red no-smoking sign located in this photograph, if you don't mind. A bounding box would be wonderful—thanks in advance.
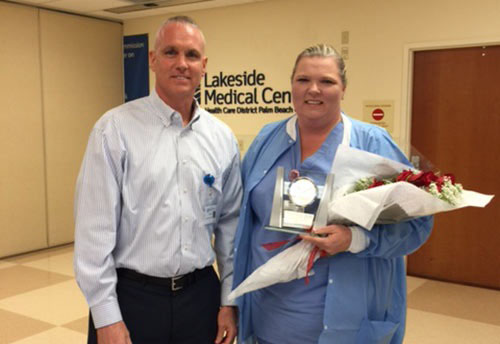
[372,108,384,121]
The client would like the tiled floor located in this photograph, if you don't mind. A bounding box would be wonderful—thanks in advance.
[1,245,499,343]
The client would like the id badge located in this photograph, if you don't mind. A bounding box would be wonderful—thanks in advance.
[204,205,217,225]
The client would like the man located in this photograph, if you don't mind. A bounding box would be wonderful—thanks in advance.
[74,16,241,344]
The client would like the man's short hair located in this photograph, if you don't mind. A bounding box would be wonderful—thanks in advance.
[154,15,206,49]
[164,15,200,28]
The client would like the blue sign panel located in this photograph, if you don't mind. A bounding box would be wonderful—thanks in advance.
[123,34,149,102]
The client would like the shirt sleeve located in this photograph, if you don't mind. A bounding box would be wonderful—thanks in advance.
[347,226,370,253]
[73,118,124,328]
[355,216,433,258]
[213,140,243,306]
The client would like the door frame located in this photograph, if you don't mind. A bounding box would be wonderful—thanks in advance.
[399,37,500,155]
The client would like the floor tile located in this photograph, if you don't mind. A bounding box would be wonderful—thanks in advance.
[407,279,500,326]
[2,245,498,344]
[62,316,88,335]
[0,261,16,270]
[0,266,72,300]
[405,308,500,344]
[0,280,88,326]
[10,327,86,344]
[4,245,73,265]
[0,309,54,344]
[21,252,74,277]
[407,275,428,294]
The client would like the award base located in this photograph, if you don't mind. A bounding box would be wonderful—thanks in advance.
[264,226,325,237]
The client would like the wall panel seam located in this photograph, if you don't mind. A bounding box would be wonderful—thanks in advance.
[37,8,50,248]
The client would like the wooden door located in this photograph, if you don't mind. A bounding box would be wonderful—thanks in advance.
[407,46,500,289]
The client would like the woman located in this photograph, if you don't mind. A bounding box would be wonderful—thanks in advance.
[232,44,433,344]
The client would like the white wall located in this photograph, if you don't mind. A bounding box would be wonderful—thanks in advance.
[0,2,123,257]
[123,0,500,152]
[40,10,124,246]
[0,3,47,256]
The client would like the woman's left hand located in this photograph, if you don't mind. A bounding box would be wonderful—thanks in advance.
[300,224,352,256]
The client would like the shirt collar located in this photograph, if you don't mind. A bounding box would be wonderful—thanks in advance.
[286,115,298,141]
[150,89,202,130]
[285,112,349,144]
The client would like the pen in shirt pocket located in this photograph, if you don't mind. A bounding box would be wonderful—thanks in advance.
[203,173,215,187]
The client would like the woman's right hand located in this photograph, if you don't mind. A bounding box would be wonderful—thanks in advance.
[300,224,352,256]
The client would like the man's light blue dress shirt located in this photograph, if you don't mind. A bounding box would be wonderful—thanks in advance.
[74,90,242,328]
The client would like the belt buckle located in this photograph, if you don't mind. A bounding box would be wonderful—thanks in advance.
[171,275,183,291]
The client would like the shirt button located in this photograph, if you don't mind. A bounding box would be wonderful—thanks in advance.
[182,159,187,165]
[324,325,328,330]
[184,217,188,222]
[183,188,187,194]
[329,279,333,284]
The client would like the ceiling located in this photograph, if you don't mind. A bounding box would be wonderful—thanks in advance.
[6,0,265,21]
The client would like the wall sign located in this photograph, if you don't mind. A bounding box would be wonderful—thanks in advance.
[123,34,149,102]
[362,100,395,135]
[197,69,293,114]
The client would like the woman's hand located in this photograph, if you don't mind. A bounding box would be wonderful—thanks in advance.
[300,225,352,256]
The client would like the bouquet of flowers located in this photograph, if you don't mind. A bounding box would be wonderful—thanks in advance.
[352,170,462,205]
[326,146,492,230]
[228,146,494,300]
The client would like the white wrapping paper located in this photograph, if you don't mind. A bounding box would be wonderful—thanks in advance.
[228,240,315,300]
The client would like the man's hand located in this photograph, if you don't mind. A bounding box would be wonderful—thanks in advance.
[215,306,237,344]
[97,321,132,344]
[300,224,352,256]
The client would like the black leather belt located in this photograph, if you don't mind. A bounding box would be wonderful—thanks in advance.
[116,266,213,292]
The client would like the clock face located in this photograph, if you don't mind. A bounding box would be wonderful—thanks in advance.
[288,177,318,207]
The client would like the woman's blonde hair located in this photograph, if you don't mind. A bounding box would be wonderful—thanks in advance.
[291,44,347,86]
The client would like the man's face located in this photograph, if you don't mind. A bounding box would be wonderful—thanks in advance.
[149,22,207,103]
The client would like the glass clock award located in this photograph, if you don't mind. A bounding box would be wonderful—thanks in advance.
[265,167,334,236]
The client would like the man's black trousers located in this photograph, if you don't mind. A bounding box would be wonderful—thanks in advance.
[87,266,221,344]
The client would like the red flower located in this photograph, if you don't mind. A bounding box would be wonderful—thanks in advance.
[435,173,455,191]
[368,179,385,189]
[396,169,414,182]
[407,171,424,184]
[444,173,456,184]
[422,171,438,186]
[408,171,437,187]
[436,176,445,189]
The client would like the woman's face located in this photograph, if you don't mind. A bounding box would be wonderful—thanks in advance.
[291,56,345,125]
